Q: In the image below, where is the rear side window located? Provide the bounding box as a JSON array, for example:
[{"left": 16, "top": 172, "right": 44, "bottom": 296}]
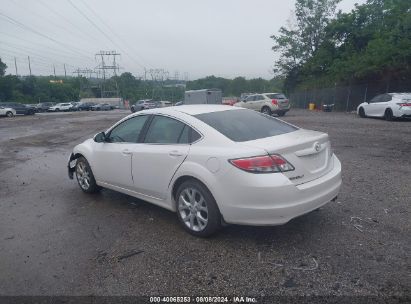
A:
[
  {"left": 144, "top": 116, "right": 186, "bottom": 144},
  {"left": 195, "top": 109, "right": 297, "bottom": 142},
  {"left": 178, "top": 125, "right": 202, "bottom": 144},
  {"left": 266, "top": 93, "right": 286, "bottom": 99}
]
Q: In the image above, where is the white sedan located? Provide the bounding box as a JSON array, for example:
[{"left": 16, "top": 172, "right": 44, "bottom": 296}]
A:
[
  {"left": 48, "top": 103, "right": 73, "bottom": 112},
  {"left": 68, "top": 105, "right": 342, "bottom": 237},
  {"left": 0, "top": 106, "right": 16, "bottom": 117},
  {"left": 357, "top": 92, "right": 411, "bottom": 120}
]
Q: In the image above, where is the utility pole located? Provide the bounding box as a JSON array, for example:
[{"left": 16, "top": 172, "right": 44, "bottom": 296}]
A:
[
  {"left": 53, "top": 64, "right": 56, "bottom": 78},
  {"left": 28, "top": 56, "right": 32, "bottom": 76},
  {"left": 64, "top": 64, "right": 67, "bottom": 78},
  {"left": 95, "top": 50, "right": 121, "bottom": 98},
  {"left": 14, "top": 57, "right": 18, "bottom": 76}
]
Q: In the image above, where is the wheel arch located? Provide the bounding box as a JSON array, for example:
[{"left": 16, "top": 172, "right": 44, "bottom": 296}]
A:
[
  {"left": 170, "top": 168, "right": 219, "bottom": 206},
  {"left": 171, "top": 174, "right": 225, "bottom": 222}
]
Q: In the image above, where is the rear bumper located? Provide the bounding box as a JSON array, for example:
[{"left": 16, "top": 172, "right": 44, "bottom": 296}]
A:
[
  {"left": 394, "top": 107, "right": 411, "bottom": 117},
  {"left": 216, "top": 155, "right": 342, "bottom": 225}
]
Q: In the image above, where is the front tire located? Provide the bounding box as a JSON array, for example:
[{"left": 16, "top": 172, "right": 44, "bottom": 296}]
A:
[
  {"left": 384, "top": 109, "right": 394, "bottom": 121},
  {"left": 176, "top": 180, "right": 222, "bottom": 237},
  {"left": 75, "top": 157, "right": 100, "bottom": 193},
  {"left": 6, "top": 111, "right": 14, "bottom": 118},
  {"left": 359, "top": 107, "right": 366, "bottom": 118},
  {"left": 261, "top": 106, "right": 272, "bottom": 116}
]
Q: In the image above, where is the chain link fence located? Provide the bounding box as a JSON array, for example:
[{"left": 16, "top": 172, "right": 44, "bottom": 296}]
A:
[{"left": 289, "top": 80, "right": 411, "bottom": 112}]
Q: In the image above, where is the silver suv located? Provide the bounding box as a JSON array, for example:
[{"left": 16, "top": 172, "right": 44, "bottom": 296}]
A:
[{"left": 235, "top": 93, "right": 290, "bottom": 116}]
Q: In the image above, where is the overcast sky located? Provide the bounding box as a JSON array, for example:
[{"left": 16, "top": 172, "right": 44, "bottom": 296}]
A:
[{"left": 0, "top": 0, "right": 365, "bottom": 80}]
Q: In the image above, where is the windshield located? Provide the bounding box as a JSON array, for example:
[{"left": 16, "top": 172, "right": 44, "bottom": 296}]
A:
[{"left": 195, "top": 109, "right": 297, "bottom": 142}]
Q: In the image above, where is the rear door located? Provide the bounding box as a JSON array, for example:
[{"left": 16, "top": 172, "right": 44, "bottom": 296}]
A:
[
  {"left": 366, "top": 95, "right": 383, "bottom": 116},
  {"left": 131, "top": 115, "right": 191, "bottom": 200},
  {"left": 253, "top": 95, "right": 265, "bottom": 110},
  {"left": 374, "top": 94, "right": 392, "bottom": 116}
]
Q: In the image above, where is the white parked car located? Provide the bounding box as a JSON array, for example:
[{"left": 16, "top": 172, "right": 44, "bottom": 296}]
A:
[
  {"left": 235, "top": 93, "right": 291, "bottom": 116},
  {"left": 48, "top": 103, "right": 73, "bottom": 112},
  {"left": 68, "top": 105, "right": 341, "bottom": 237},
  {"left": 0, "top": 106, "right": 16, "bottom": 117},
  {"left": 357, "top": 93, "right": 411, "bottom": 120}
]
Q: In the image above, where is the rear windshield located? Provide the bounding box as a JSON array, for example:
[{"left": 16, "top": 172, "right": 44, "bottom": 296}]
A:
[
  {"left": 194, "top": 109, "right": 297, "bottom": 142},
  {"left": 266, "top": 93, "right": 287, "bottom": 99}
]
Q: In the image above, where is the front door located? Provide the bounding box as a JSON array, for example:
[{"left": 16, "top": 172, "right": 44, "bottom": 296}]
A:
[{"left": 92, "top": 115, "right": 149, "bottom": 189}]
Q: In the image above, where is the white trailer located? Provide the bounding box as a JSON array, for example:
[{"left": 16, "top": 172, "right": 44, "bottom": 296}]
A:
[{"left": 184, "top": 89, "right": 222, "bottom": 105}]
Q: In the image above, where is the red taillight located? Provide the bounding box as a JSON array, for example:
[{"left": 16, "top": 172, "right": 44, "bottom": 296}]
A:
[
  {"left": 229, "top": 154, "right": 294, "bottom": 173},
  {"left": 398, "top": 103, "right": 411, "bottom": 107},
  {"left": 272, "top": 99, "right": 278, "bottom": 105}
]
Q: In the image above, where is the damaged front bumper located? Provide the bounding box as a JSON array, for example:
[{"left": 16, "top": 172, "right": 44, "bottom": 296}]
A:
[{"left": 67, "top": 153, "right": 77, "bottom": 179}]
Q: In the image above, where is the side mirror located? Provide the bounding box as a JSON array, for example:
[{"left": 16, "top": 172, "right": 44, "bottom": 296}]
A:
[{"left": 94, "top": 132, "right": 107, "bottom": 143}]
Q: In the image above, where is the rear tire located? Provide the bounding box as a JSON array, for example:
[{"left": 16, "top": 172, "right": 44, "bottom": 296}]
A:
[
  {"left": 75, "top": 157, "right": 100, "bottom": 193},
  {"left": 261, "top": 106, "right": 272, "bottom": 116},
  {"left": 176, "top": 179, "right": 222, "bottom": 237},
  {"left": 277, "top": 111, "right": 286, "bottom": 117},
  {"left": 359, "top": 107, "right": 366, "bottom": 118},
  {"left": 384, "top": 109, "right": 394, "bottom": 121},
  {"left": 6, "top": 111, "right": 14, "bottom": 118}
]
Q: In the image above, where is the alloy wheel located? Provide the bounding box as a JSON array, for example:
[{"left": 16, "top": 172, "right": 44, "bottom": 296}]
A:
[
  {"left": 76, "top": 161, "right": 91, "bottom": 190},
  {"left": 178, "top": 187, "right": 208, "bottom": 232}
]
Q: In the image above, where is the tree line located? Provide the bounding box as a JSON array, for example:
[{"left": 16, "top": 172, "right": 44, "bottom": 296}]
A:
[{"left": 0, "top": 60, "right": 284, "bottom": 104}]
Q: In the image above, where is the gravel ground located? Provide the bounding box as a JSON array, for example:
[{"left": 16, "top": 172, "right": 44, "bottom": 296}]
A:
[{"left": 0, "top": 109, "right": 410, "bottom": 301}]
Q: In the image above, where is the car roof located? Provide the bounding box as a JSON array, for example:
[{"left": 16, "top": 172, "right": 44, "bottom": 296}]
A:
[
  {"left": 142, "top": 104, "right": 243, "bottom": 116},
  {"left": 389, "top": 92, "right": 411, "bottom": 96}
]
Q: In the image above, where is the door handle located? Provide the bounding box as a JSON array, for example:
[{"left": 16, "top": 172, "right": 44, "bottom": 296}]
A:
[
  {"left": 122, "top": 149, "right": 132, "bottom": 155},
  {"left": 169, "top": 150, "right": 183, "bottom": 157}
]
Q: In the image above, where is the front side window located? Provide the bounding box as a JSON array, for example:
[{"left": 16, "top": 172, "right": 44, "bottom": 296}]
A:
[
  {"left": 144, "top": 115, "right": 187, "bottom": 144},
  {"left": 107, "top": 115, "right": 148, "bottom": 143}
]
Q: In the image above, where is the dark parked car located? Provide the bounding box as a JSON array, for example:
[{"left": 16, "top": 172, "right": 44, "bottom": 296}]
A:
[
  {"left": 91, "top": 103, "right": 113, "bottom": 111},
  {"left": 72, "top": 102, "right": 96, "bottom": 111},
  {"left": 0, "top": 103, "right": 36, "bottom": 115},
  {"left": 36, "top": 102, "right": 55, "bottom": 112}
]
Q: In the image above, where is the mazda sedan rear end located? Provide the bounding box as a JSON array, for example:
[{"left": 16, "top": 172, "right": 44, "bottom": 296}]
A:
[{"left": 68, "top": 105, "right": 341, "bottom": 237}]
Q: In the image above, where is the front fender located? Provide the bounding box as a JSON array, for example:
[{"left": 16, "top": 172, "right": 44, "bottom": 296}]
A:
[{"left": 67, "top": 139, "right": 95, "bottom": 179}]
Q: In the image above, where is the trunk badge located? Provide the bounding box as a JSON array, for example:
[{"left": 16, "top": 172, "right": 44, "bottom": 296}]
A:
[{"left": 314, "top": 142, "right": 321, "bottom": 152}]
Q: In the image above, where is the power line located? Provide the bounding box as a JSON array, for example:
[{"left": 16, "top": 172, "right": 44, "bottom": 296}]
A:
[
  {"left": 77, "top": 0, "right": 151, "bottom": 69},
  {"left": 66, "top": 0, "right": 119, "bottom": 49},
  {"left": 0, "top": 31, "right": 91, "bottom": 66},
  {"left": 0, "top": 41, "right": 88, "bottom": 68},
  {"left": 36, "top": 0, "right": 110, "bottom": 48},
  {"left": 0, "top": 11, "right": 94, "bottom": 60},
  {"left": 7, "top": 0, "right": 105, "bottom": 50}
]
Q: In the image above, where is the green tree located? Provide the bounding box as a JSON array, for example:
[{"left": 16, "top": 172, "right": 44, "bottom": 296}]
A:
[
  {"left": 0, "top": 58, "right": 7, "bottom": 77},
  {"left": 271, "top": 0, "right": 340, "bottom": 81}
]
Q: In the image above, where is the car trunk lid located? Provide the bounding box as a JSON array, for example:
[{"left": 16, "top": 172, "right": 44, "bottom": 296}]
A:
[{"left": 239, "top": 129, "right": 333, "bottom": 185}]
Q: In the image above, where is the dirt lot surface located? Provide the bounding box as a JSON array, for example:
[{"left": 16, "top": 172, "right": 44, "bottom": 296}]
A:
[{"left": 0, "top": 109, "right": 410, "bottom": 299}]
